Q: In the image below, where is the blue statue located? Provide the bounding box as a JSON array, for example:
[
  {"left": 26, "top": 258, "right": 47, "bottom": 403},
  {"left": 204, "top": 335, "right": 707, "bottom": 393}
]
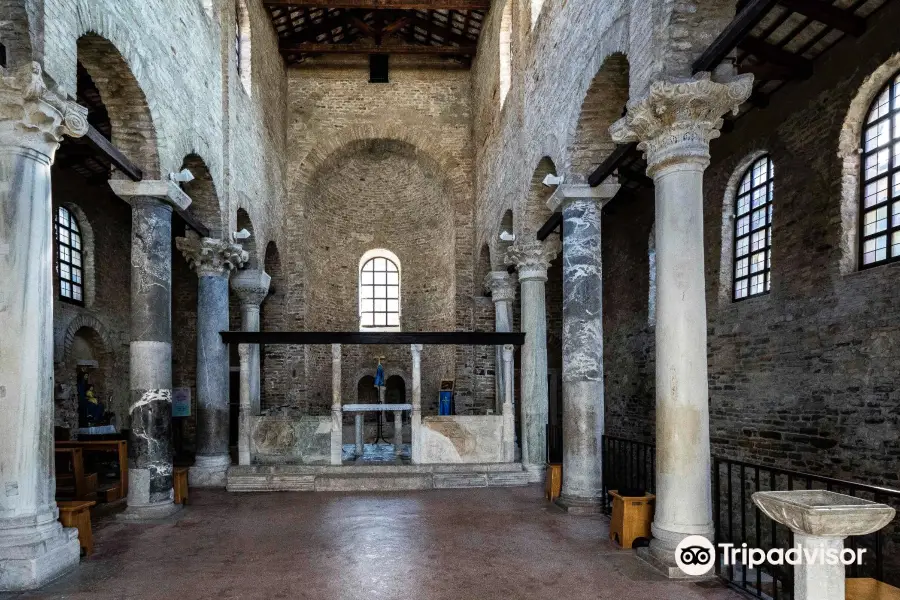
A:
[{"left": 374, "top": 357, "right": 385, "bottom": 388}]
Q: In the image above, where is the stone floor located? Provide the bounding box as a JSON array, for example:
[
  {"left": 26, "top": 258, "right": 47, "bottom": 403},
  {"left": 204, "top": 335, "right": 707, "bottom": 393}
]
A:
[{"left": 3, "top": 487, "right": 744, "bottom": 600}]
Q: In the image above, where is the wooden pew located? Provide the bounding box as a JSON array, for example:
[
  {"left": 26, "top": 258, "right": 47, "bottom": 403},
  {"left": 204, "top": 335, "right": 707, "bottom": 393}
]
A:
[
  {"left": 54, "top": 447, "right": 97, "bottom": 501},
  {"left": 57, "top": 500, "right": 96, "bottom": 556},
  {"left": 56, "top": 440, "right": 128, "bottom": 500},
  {"left": 846, "top": 578, "right": 900, "bottom": 600}
]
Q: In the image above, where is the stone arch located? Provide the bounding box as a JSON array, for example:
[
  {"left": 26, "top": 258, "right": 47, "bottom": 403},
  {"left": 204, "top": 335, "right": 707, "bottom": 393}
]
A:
[
  {"left": 476, "top": 243, "right": 493, "bottom": 292},
  {"left": 57, "top": 202, "right": 97, "bottom": 309},
  {"left": 717, "top": 149, "right": 770, "bottom": 305},
  {"left": 521, "top": 157, "right": 557, "bottom": 239},
  {"left": 498, "top": 0, "right": 512, "bottom": 107},
  {"left": 236, "top": 207, "right": 259, "bottom": 268},
  {"left": 56, "top": 313, "right": 114, "bottom": 365},
  {"left": 530, "top": 0, "right": 546, "bottom": 29},
  {"left": 181, "top": 154, "right": 224, "bottom": 239},
  {"left": 76, "top": 33, "right": 161, "bottom": 178},
  {"left": 294, "top": 123, "right": 466, "bottom": 208},
  {"left": 837, "top": 53, "right": 900, "bottom": 275},
  {"left": 261, "top": 240, "right": 286, "bottom": 409},
  {"left": 565, "top": 52, "right": 630, "bottom": 179},
  {"left": 495, "top": 209, "right": 514, "bottom": 267},
  {"left": 235, "top": 0, "right": 252, "bottom": 95},
  {"left": 0, "top": 0, "right": 33, "bottom": 69}
]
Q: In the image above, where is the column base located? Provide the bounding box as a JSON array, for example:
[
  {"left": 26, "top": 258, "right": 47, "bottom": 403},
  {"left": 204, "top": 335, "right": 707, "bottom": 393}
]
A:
[
  {"left": 117, "top": 500, "right": 182, "bottom": 522},
  {"left": 189, "top": 454, "right": 231, "bottom": 487},
  {"left": 0, "top": 514, "right": 80, "bottom": 592},
  {"left": 636, "top": 523, "right": 716, "bottom": 579},
  {"left": 523, "top": 463, "right": 546, "bottom": 484},
  {"left": 554, "top": 494, "right": 603, "bottom": 515}
]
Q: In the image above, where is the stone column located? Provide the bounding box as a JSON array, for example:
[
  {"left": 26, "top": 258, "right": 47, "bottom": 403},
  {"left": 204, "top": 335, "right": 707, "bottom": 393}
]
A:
[
  {"left": 610, "top": 71, "right": 753, "bottom": 573},
  {"left": 506, "top": 240, "right": 559, "bottom": 481},
  {"left": 237, "top": 344, "right": 252, "bottom": 466},
  {"left": 410, "top": 344, "right": 423, "bottom": 464},
  {"left": 176, "top": 237, "right": 247, "bottom": 486},
  {"left": 230, "top": 270, "right": 270, "bottom": 414},
  {"left": 330, "top": 344, "right": 342, "bottom": 465},
  {"left": 547, "top": 180, "right": 620, "bottom": 513},
  {"left": 355, "top": 414, "right": 364, "bottom": 456},
  {"left": 501, "top": 344, "right": 516, "bottom": 463},
  {"left": 393, "top": 410, "right": 403, "bottom": 453},
  {"left": 110, "top": 177, "right": 193, "bottom": 521},
  {"left": 483, "top": 271, "right": 516, "bottom": 414},
  {"left": 0, "top": 62, "right": 87, "bottom": 591}
]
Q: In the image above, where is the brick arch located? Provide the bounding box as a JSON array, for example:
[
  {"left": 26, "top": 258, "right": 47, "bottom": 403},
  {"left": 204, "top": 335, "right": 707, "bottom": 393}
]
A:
[
  {"left": 0, "top": 1, "right": 33, "bottom": 69},
  {"left": 76, "top": 32, "right": 161, "bottom": 179},
  {"left": 181, "top": 153, "right": 224, "bottom": 239},
  {"left": 295, "top": 123, "right": 466, "bottom": 209},
  {"left": 490, "top": 208, "right": 514, "bottom": 269},
  {"left": 837, "top": 53, "right": 900, "bottom": 275},
  {"left": 564, "top": 51, "right": 630, "bottom": 180},
  {"left": 519, "top": 157, "right": 557, "bottom": 240},
  {"left": 235, "top": 206, "right": 259, "bottom": 269},
  {"left": 56, "top": 314, "right": 114, "bottom": 364}
]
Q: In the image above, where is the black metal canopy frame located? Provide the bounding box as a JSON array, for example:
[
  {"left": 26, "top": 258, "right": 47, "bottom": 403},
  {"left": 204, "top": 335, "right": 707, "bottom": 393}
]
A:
[{"left": 218, "top": 331, "right": 525, "bottom": 345}]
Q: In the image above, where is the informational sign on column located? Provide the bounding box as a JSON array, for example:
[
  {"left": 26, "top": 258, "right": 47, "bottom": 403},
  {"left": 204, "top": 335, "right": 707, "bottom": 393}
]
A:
[{"left": 172, "top": 387, "right": 191, "bottom": 417}]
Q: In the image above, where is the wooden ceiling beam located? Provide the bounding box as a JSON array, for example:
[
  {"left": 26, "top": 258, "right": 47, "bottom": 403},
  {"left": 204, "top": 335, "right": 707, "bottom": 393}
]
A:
[
  {"left": 692, "top": 0, "right": 779, "bottom": 73},
  {"left": 264, "top": 0, "right": 489, "bottom": 9},
  {"left": 405, "top": 14, "right": 475, "bottom": 46},
  {"left": 282, "top": 41, "right": 476, "bottom": 53},
  {"left": 738, "top": 37, "right": 813, "bottom": 79},
  {"left": 777, "top": 0, "right": 865, "bottom": 36}
]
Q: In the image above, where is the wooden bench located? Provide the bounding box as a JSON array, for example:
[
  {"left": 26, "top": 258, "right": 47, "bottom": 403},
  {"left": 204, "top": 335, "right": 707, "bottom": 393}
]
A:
[
  {"left": 56, "top": 440, "right": 128, "bottom": 500},
  {"left": 54, "top": 447, "right": 97, "bottom": 501},
  {"left": 57, "top": 500, "right": 96, "bottom": 556},
  {"left": 174, "top": 467, "right": 189, "bottom": 505},
  {"left": 847, "top": 578, "right": 900, "bottom": 600}
]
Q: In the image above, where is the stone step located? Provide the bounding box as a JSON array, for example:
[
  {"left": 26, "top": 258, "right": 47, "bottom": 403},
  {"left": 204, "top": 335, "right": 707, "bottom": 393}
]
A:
[
  {"left": 486, "top": 471, "right": 530, "bottom": 487},
  {"left": 314, "top": 473, "right": 432, "bottom": 492},
  {"left": 227, "top": 474, "right": 316, "bottom": 492},
  {"left": 433, "top": 473, "right": 488, "bottom": 489}
]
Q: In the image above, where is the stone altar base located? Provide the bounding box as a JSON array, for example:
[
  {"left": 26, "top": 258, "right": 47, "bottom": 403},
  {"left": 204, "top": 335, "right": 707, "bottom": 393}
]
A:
[{"left": 226, "top": 462, "right": 530, "bottom": 493}]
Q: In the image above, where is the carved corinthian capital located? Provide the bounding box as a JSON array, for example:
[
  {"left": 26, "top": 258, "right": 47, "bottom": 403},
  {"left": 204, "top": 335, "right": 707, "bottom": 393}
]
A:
[
  {"left": 505, "top": 239, "right": 560, "bottom": 282},
  {"left": 483, "top": 270, "right": 518, "bottom": 303},
  {"left": 0, "top": 62, "right": 88, "bottom": 160},
  {"left": 609, "top": 72, "right": 753, "bottom": 175},
  {"left": 231, "top": 269, "right": 271, "bottom": 308},
  {"left": 177, "top": 236, "right": 248, "bottom": 277}
]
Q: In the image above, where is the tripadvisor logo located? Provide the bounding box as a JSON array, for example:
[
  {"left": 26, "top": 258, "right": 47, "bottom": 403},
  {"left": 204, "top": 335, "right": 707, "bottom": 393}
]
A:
[{"left": 674, "top": 535, "right": 867, "bottom": 576}]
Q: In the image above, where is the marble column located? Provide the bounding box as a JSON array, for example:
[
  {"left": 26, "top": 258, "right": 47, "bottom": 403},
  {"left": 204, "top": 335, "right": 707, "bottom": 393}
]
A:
[
  {"left": 330, "top": 344, "right": 342, "bottom": 465},
  {"left": 237, "top": 344, "right": 251, "bottom": 465},
  {"left": 410, "top": 344, "right": 423, "bottom": 464},
  {"left": 0, "top": 62, "right": 87, "bottom": 591},
  {"left": 505, "top": 240, "right": 559, "bottom": 481},
  {"left": 483, "top": 271, "right": 516, "bottom": 414},
  {"left": 393, "top": 410, "right": 403, "bottom": 454},
  {"left": 501, "top": 344, "right": 516, "bottom": 463},
  {"left": 109, "top": 177, "right": 193, "bottom": 520},
  {"left": 610, "top": 71, "right": 753, "bottom": 574},
  {"left": 176, "top": 237, "right": 248, "bottom": 486},
  {"left": 355, "top": 414, "right": 364, "bottom": 455},
  {"left": 230, "top": 270, "right": 270, "bottom": 415},
  {"left": 547, "top": 180, "right": 620, "bottom": 513}
]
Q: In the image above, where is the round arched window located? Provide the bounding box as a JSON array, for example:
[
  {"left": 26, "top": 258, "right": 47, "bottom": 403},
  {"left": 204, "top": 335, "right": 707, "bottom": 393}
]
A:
[{"left": 359, "top": 254, "right": 400, "bottom": 329}]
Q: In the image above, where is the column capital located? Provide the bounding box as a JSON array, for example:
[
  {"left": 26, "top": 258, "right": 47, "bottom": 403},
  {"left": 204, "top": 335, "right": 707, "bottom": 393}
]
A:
[
  {"left": 410, "top": 343, "right": 423, "bottom": 357},
  {"left": 231, "top": 268, "right": 271, "bottom": 307},
  {"left": 546, "top": 178, "right": 620, "bottom": 213},
  {"left": 109, "top": 179, "right": 193, "bottom": 212},
  {"left": 483, "top": 270, "right": 517, "bottom": 303},
  {"left": 610, "top": 72, "right": 753, "bottom": 176},
  {"left": 0, "top": 62, "right": 88, "bottom": 161},
  {"left": 505, "top": 240, "right": 560, "bottom": 281},
  {"left": 177, "top": 236, "right": 248, "bottom": 278}
]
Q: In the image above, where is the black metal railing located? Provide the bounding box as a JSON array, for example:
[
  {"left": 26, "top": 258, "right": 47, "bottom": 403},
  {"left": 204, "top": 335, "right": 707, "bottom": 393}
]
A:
[
  {"left": 600, "top": 436, "right": 900, "bottom": 597},
  {"left": 713, "top": 456, "right": 900, "bottom": 598},
  {"left": 546, "top": 424, "right": 563, "bottom": 464},
  {"left": 601, "top": 435, "right": 655, "bottom": 514}
]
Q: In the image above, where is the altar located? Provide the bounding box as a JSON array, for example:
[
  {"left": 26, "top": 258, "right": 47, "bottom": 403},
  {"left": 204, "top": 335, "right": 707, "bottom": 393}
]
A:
[{"left": 221, "top": 332, "right": 526, "bottom": 488}]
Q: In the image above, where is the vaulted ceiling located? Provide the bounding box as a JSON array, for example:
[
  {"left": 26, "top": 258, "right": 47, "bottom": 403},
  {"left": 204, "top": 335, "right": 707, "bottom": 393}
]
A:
[{"left": 263, "top": 1, "right": 489, "bottom": 64}]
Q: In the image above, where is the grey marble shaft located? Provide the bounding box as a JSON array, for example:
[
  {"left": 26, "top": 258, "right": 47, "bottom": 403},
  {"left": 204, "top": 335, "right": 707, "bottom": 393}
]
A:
[
  {"left": 393, "top": 410, "right": 403, "bottom": 453},
  {"left": 194, "top": 274, "right": 230, "bottom": 460},
  {"left": 559, "top": 198, "right": 604, "bottom": 505},
  {"left": 410, "top": 344, "right": 423, "bottom": 464},
  {"left": 355, "top": 414, "right": 364, "bottom": 455},
  {"left": 125, "top": 197, "right": 178, "bottom": 519},
  {"left": 331, "top": 344, "right": 342, "bottom": 465}
]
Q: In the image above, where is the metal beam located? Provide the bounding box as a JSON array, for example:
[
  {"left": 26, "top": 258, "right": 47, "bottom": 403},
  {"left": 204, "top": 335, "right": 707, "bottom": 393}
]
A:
[
  {"left": 778, "top": 0, "right": 865, "bottom": 36},
  {"left": 588, "top": 142, "right": 637, "bottom": 187},
  {"left": 265, "top": 0, "right": 490, "bottom": 8},
  {"left": 83, "top": 125, "right": 143, "bottom": 182},
  {"left": 219, "top": 331, "right": 526, "bottom": 346},
  {"left": 692, "top": 0, "right": 779, "bottom": 73},
  {"left": 281, "top": 42, "right": 476, "bottom": 54}
]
